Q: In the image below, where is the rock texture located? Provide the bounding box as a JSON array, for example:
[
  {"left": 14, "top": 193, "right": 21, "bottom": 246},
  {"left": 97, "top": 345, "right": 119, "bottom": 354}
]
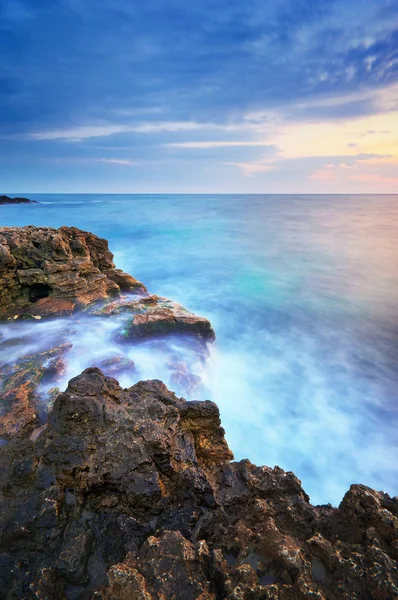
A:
[
  {"left": 0, "top": 195, "right": 38, "bottom": 205},
  {"left": 1, "top": 368, "right": 397, "bottom": 600},
  {"left": 92, "top": 294, "right": 216, "bottom": 342},
  {"left": 0, "top": 342, "right": 73, "bottom": 441},
  {"left": 0, "top": 226, "right": 147, "bottom": 318}
]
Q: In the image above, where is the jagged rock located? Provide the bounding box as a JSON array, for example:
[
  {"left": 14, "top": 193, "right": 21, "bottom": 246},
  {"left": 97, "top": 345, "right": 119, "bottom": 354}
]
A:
[
  {"left": 0, "top": 368, "right": 397, "bottom": 599},
  {"left": 92, "top": 295, "right": 215, "bottom": 342},
  {"left": 0, "top": 195, "right": 38, "bottom": 205},
  {"left": 0, "top": 226, "right": 147, "bottom": 318}
]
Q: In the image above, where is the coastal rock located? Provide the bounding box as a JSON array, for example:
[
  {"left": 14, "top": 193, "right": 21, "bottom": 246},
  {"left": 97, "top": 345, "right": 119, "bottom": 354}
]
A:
[
  {"left": 0, "top": 343, "right": 72, "bottom": 440},
  {"left": 1, "top": 368, "right": 397, "bottom": 599},
  {"left": 92, "top": 295, "right": 215, "bottom": 342},
  {"left": 96, "top": 355, "right": 137, "bottom": 377},
  {"left": 0, "top": 195, "right": 38, "bottom": 205},
  {"left": 0, "top": 225, "right": 147, "bottom": 318}
]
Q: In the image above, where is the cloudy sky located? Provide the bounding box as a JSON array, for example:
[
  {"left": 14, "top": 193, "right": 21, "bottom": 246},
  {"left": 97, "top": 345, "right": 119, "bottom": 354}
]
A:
[{"left": 1, "top": 0, "right": 397, "bottom": 193}]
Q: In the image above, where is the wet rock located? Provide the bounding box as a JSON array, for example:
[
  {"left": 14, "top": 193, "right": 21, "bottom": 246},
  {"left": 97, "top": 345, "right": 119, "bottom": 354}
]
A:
[
  {"left": 30, "top": 296, "right": 76, "bottom": 317},
  {"left": 0, "top": 360, "right": 42, "bottom": 440},
  {"left": 170, "top": 361, "right": 201, "bottom": 394},
  {"left": 93, "top": 295, "right": 215, "bottom": 342},
  {"left": 1, "top": 368, "right": 397, "bottom": 599},
  {"left": 0, "top": 225, "right": 147, "bottom": 318},
  {"left": 0, "top": 343, "right": 72, "bottom": 439},
  {"left": 96, "top": 355, "right": 136, "bottom": 378}
]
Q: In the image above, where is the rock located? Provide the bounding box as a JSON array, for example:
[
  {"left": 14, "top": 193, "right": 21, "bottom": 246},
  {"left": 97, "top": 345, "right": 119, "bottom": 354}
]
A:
[
  {"left": 92, "top": 295, "right": 215, "bottom": 342},
  {"left": 96, "top": 355, "right": 136, "bottom": 378},
  {"left": 0, "top": 343, "right": 72, "bottom": 440},
  {"left": 0, "top": 360, "right": 42, "bottom": 440},
  {"left": 31, "top": 296, "right": 76, "bottom": 317},
  {"left": 1, "top": 368, "right": 397, "bottom": 599},
  {"left": 0, "top": 195, "right": 38, "bottom": 205},
  {"left": 0, "top": 225, "right": 147, "bottom": 318},
  {"left": 170, "top": 361, "right": 201, "bottom": 394}
]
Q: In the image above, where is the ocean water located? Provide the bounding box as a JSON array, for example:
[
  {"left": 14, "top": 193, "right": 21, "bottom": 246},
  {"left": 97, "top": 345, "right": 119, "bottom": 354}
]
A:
[{"left": 1, "top": 193, "right": 397, "bottom": 506}]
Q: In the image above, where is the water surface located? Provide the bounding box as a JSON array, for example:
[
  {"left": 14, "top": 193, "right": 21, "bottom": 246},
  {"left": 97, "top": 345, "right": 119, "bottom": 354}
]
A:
[{"left": 1, "top": 193, "right": 397, "bottom": 505}]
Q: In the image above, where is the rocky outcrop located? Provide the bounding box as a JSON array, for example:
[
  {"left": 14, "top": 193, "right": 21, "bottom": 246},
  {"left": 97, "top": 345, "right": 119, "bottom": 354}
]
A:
[
  {"left": 0, "top": 195, "right": 38, "bottom": 205},
  {"left": 0, "top": 226, "right": 147, "bottom": 318},
  {"left": 0, "top": 227, "right": 215, "bottom": 346},
  {"left": 1, "top": 368, "right": 397, "bottom": 599},
  {"left": 92, "top": 295, "right": 216, "bottom": 342}
]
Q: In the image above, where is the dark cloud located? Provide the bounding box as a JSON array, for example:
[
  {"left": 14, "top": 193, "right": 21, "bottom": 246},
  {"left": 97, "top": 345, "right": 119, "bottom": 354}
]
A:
[{"left": 0, "top": 0, "right": 397, "bottom": 130}]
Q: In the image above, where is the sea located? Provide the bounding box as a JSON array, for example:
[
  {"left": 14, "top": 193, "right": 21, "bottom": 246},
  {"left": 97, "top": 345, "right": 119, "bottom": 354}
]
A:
[{"left": 1, "top": 193, "right": 397, "bottom": 506}]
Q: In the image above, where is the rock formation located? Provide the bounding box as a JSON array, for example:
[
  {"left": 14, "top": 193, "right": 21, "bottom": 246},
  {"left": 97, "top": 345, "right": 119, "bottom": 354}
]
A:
[
  {"left": 91, "top": 295, "right": 216, "bottom": 342},
  {"left": 1, "top": 368, "right": 397, "bottom": 599},
  {"left": 0, "top": 226, "right": 215, "bottom": 439},
  {"left": 0, "top": 195, "right": 38, "bottom": 205},
  {"left": 0, "top": 226, "right": 146, "bottom": 318},
  {"left": 0, "top": 227, "right": 214, "bottom": 346}
]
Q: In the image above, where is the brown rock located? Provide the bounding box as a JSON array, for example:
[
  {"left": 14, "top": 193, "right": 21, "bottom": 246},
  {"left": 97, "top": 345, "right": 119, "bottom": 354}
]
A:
[
  {"left": 30, "top": 296, "right": 76, "bottom": 317},
  {"left": 0, "top": 343, "right": 72, "bottom": 439},
  {"left": 0, "top": 225, "right": 147, "bottom": 318},
  {"left": 93, "top": 295, "right": 215, "bottom": 342}
]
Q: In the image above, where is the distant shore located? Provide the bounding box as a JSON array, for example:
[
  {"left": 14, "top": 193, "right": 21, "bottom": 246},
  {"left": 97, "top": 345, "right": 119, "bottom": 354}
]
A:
[{"left": 0, "top": 195, "right": 38, "bottom": 205}]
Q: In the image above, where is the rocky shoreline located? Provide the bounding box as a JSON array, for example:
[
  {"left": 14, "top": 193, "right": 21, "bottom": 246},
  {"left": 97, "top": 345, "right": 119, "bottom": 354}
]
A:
[
  {"left": 0, "top": 226, "right": 397, "bottom": 599},
  {"left": 0, "top": 226, "right": 215, "bottom": 442}
]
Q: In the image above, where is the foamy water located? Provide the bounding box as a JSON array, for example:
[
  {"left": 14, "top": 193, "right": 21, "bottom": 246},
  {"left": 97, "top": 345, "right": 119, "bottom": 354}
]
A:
[{"left": 1, "top": 193, "right": 397, "bottom": 505}]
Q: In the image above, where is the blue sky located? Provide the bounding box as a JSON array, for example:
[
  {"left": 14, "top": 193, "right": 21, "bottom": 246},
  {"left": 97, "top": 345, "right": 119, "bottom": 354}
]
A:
[{"left": 1, "top": 0, "right": 397, "bottom": 193}]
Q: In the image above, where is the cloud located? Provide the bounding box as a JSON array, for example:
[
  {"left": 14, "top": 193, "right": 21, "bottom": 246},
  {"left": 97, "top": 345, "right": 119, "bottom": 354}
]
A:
[
  {"left": 95, "top": 158, "right": 137, "bottom": 166},
  {"left": 1, "top": 0, "right": 398, "bottom": 192},
  {"left": 27, "top": 121, "right": 247, "bottom": 142},
  {"left": 29, "top": 125, "right": 130, "bottom": 142},
  {"left": 310, "top": 166, "right": 339, "bottom": 181},
  {"left": 349, "top": 173, "right": 398, "bottom": 186},
  {"left": 224, "top": 162, "right": 277, "bottom": 176},
  {"left": 165, "top": 141, "right": 269, "bottom": 148}
]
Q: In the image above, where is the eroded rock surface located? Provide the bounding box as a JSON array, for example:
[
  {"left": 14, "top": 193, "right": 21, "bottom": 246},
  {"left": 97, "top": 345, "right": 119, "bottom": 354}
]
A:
[
  {"left": 1, "top": 368, "right": 397, "bottom": 599},
  {"left": 0, "top": 225, "right": 147, "bottom": 318}
]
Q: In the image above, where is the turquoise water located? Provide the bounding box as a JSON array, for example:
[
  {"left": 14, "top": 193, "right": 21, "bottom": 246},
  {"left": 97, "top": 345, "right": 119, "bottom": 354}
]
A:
[{"left": 1, "top": 194, "right": 398, "bottom": 505}]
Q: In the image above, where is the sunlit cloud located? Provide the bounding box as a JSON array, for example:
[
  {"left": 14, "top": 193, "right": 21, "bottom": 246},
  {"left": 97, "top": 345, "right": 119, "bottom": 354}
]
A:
[
  {"left": 349, "top": 173, "right": 398, "bottom": 186},
  {"left": 224, "top": 162, "right": 277, "bottom": 176},
  {"left": 310, "top": 167, "right": 339, "bottom": 181}
]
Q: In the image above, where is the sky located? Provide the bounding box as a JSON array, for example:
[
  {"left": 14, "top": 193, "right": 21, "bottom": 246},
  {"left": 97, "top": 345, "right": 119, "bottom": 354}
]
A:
[{"left": 0, "top": 0, "right": 397, "bottom": 193}]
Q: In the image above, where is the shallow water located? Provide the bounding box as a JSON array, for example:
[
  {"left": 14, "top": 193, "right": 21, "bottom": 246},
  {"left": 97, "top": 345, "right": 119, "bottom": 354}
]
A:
[{"left": 1, "top": 193, "right": 397, "bottom": 505}]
